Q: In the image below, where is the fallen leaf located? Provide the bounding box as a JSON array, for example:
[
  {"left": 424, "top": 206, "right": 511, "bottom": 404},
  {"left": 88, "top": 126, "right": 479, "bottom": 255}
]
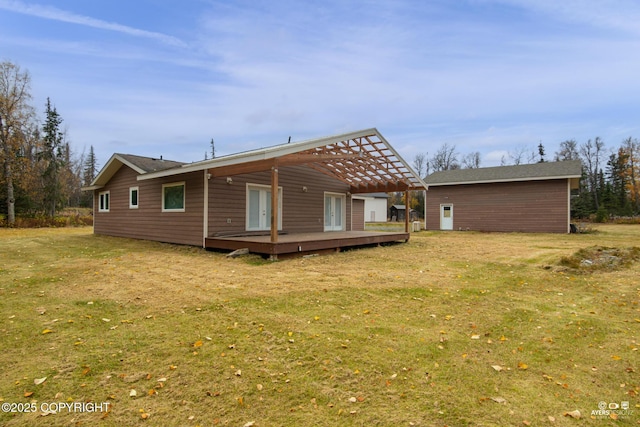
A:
[
  {"left": 491, "top": 365, "right": 503, "bottom": 372},
  {"left": 243, "top": 422, "right": 255, "bottom": 427},
  {"left": 41, "top": 329, "right": 53, "bottom": 335},
  {"left": 563, "top": 409, "right": 581, "bottom": 419},
  {"left": 34, "top": 377, "right": 47, "bottom": 385},
  {"left": 129, "top": 389, "right": 137, "bottom": 397},
  {"left": 157, "top": 377, "right": 167, "bottom": 382},
  {"left": 517, "top": 362, "right": 528, "bottom": 370},
  {"left": 24, "top": 391, "right": 34, "bottom": 397},
  {"left": 611, "top": 355, "right": 622, "bottom": 360},
  {"left": 193, "top": 340, "right": 203, "bottom": 348},
  {"left": 491, "top": 396, "right": 506, "bottom": 404},
  {"left": 523, "top": 421, "right": 531, "bottom": 426},
  {"left": 471, "top": 334, "right": 481, "bottom": 340},
  {"left": 548, "top": 415, "right": 556, "bottom": 422}
]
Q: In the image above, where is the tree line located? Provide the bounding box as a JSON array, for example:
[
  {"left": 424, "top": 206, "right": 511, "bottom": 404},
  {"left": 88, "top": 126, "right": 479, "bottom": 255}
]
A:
[
  {"left": 1, "top": 61, "right": 97, "bottom": 226},
  {"left": 2, "top": 60, "right": 639, "bottom": 226},
  {"left": 397, "top": 137, "right": 640, "bottom": 220}
]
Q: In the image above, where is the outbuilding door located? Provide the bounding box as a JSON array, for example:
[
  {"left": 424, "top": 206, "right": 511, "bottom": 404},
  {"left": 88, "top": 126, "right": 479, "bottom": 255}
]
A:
[
  {"left": 440, "top": 204, "right": 453, "bottom": 230},
  {"left": 324, "top": 193, "right": 345, "bottom": 231}
]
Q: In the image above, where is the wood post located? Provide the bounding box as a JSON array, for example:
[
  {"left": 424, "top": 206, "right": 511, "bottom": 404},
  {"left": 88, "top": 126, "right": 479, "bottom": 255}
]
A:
[
  {"left": 271, "top": 162, "right": 279, "bottom": 243},
  {"left": 404, "top": 190, "right": 410, "bottom": 233}
]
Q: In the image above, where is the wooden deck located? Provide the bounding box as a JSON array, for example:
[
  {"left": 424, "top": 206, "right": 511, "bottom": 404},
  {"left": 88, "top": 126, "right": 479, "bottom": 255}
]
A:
[{"left": 205, "top": 231, "right": 410, "bottom": 258}]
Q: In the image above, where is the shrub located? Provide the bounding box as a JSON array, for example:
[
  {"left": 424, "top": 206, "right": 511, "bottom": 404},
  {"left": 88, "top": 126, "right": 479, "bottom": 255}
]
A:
[{"left": 594, "top": 207, "right": 609, "bottom": 223}]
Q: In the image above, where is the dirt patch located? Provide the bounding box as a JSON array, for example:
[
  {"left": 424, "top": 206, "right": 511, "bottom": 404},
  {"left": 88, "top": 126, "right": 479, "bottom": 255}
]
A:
[{"left": 559, "top": 245, "right": 640, "bottom": 271}]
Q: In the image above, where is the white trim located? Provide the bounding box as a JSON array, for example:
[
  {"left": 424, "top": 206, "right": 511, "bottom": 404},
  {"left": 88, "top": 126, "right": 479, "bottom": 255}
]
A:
[
  {"left": 98, "top": 190, "right": 110, "bottom": 212},
  {"left": 427, "top": 174, "right": 583, "bottom": 187},
  {"left": 162, "top": 181, "right": 186, "bottom": 212},
  {"left": 245, "top": 183, "right": 282, "bottom": 231},
  {"left": 129, "top": 186, "right": 139, "bottom": 209},
  {"left": 203, "top": 171, "right": 209, "bottom": 247},
  {"left": 440, "top": 204, "right": 453, "bottom": 230},
  {"left": 324, "top": 192, "right": 347, "bottom": 231},
  {"left": 567, "top": 179, "right": 571, "bottom": 233},
  {"left": 91, "top": 153, "right": 147, "bottom": 187}
]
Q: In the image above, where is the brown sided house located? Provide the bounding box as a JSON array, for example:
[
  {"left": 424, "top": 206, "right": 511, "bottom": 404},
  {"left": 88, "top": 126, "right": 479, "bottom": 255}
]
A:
[
  {"left": 85, "top": 128, "right": 426, "bottom": 258},
  {"left": 423, "top": 160, "right": 582, "bottom": 233}
]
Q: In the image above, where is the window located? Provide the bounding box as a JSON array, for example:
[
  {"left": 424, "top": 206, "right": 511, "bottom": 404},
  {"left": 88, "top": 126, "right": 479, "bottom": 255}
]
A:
[
  {"left": 162, "top": 182, "right": 185, "bottom": 212},
  {"left": 98, "top": 191, "right": 110, "bottom": 212},
  {"left": 129, "top": 187, "right": 139, "bottom": 209}
]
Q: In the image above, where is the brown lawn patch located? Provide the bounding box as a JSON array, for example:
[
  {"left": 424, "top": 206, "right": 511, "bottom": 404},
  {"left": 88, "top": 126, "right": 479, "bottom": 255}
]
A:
[{"left": 0, "top": 225, "right": 638, "bottom": 426}]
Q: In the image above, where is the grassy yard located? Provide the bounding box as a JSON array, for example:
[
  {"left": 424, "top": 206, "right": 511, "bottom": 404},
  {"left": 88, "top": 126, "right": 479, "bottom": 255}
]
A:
[{"left": 0, "top": 226, "right": 638, "bottom": 426}]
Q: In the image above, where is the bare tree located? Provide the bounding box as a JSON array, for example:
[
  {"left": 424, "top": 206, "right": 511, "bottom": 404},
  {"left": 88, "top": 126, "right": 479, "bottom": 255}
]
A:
[
  {"left": 412, "top": 152, "right": 428, "bottom": 178},
  {"left": 461, "top": 151, "right": 481, "bottom": 169},
  {"left": 506, "top": 145, "right": 528, "bottom": 165},
  {"left": 579, "top": 137, "right": 605, "bottom": 210},
  {"left": 554, "top": 139, "right": 579, "bottom": 161},
  {"left": 430, "top": 143, "right": 459, "bottom": 172},
  {"left": 0, "top": 61, "right": 35, "bottom": 225}
]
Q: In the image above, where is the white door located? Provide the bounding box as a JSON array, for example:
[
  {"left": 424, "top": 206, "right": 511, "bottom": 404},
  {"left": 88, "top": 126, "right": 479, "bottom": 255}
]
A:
[
  {"left": 324, "top": 194, "right": 345, "bottom": 231},
  {"left": 440, "top": 204, "right": 453, "bottom": 230},
  {"left": 247, "top": 185, "right": 282, "bottom": 231}
]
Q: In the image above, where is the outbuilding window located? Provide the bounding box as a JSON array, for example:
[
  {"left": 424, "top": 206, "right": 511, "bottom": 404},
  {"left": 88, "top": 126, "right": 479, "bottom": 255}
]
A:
[{"left": 162, "top": 182, "right": 185, "bottom": 212}]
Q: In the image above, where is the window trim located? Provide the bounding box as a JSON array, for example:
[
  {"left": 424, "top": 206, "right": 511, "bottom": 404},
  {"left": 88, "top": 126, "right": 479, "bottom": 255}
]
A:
[
  {"left": 162, "top": 181, "right": 185, "bottom": 212},
  {"left": 98, "top": 190, "right": 110, "bottom": 212},
  {"left": 129, "top": 186, "right": 139, "bottom": 209}
]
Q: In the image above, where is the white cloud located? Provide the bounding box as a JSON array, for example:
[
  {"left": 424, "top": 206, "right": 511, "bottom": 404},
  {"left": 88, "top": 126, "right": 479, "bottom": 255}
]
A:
[{"left": 0, "top": 0, "right": 186, "bottom": 47}]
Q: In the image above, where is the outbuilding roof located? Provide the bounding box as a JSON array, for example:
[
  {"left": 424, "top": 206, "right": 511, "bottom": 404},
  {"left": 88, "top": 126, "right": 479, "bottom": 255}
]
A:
[{"left": 424, "top": 160, "right": 582, "bottom": 187}]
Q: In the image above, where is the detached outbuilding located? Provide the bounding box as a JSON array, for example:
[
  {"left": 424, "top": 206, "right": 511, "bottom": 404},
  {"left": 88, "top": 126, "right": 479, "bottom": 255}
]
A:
[{"left": 424, "top": 160, "right": 582, "bottom": 233}]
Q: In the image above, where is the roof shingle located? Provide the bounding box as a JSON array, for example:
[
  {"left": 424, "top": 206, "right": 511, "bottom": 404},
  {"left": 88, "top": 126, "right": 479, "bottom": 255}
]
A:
[{"left": 424, "top": 160, "right": 582, "bottom": 186}]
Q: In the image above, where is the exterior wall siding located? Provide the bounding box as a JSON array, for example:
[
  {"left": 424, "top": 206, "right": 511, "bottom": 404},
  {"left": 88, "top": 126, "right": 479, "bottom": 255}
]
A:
[
  {"left": 93, "top": 166, "right": 204, "bottom": 245},
  {"left": 208, "top": 165, "right": 351, "bottom": 236},
  {"left": 351, "top": 199, "right": 365, "bottom": 231},
  {"left": 425, "top": 179, "right": 570, "bottom": 233}
]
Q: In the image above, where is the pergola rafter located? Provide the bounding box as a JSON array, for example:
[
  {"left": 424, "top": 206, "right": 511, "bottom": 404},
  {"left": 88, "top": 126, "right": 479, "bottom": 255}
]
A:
[{"left": 139, "top": 128, "right": 426, "bottom": 194}]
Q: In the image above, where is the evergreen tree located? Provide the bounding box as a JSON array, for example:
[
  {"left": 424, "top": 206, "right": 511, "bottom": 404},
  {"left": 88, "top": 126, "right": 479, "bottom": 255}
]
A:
[
  {"left": 40, "top": 98, "right": 65, "bottom": 217},
  {"left": 606, "top": 149, "right": 631, "bottom": 216},
  {"left": 537, "top": 143, "right": 546, "bottom": 163}
]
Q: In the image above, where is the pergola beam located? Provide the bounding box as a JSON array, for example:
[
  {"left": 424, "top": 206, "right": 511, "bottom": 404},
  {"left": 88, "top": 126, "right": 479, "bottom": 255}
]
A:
[{"left": 206, "top": 132, "right": 425, "bottom": 194}]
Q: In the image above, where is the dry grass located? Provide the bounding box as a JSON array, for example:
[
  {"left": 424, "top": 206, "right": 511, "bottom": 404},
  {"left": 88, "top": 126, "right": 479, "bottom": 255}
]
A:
[{"left": 0, "top": 225, "right": 638, "bottom": 426}]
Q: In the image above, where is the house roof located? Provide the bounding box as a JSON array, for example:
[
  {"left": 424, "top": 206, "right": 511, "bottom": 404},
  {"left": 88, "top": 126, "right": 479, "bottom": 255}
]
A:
[
  {"left": 424, "top": 160, "right": 583, "bottom": 187},
  {"left": 85, "top": 153, "right": 184, "bottom": 190},
  {"left": 137, "top": 128, "right": 426, "bottom": 193}
]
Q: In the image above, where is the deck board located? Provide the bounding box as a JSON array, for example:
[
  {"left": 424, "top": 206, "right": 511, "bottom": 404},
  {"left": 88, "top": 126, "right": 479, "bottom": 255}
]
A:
[{"left": 205, "top": 231, "right": 410, "bottom": 257}]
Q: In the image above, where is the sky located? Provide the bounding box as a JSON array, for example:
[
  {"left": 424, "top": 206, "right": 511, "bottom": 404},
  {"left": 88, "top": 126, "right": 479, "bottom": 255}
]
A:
[{"left": 1, "top": 0, "right": 639, "bottom": 170}]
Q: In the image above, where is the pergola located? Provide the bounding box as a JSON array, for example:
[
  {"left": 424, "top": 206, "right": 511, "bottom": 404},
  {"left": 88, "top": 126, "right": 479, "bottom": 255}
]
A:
[{"left": 140, "top": 128, "right": 427, "bottom": 244}]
